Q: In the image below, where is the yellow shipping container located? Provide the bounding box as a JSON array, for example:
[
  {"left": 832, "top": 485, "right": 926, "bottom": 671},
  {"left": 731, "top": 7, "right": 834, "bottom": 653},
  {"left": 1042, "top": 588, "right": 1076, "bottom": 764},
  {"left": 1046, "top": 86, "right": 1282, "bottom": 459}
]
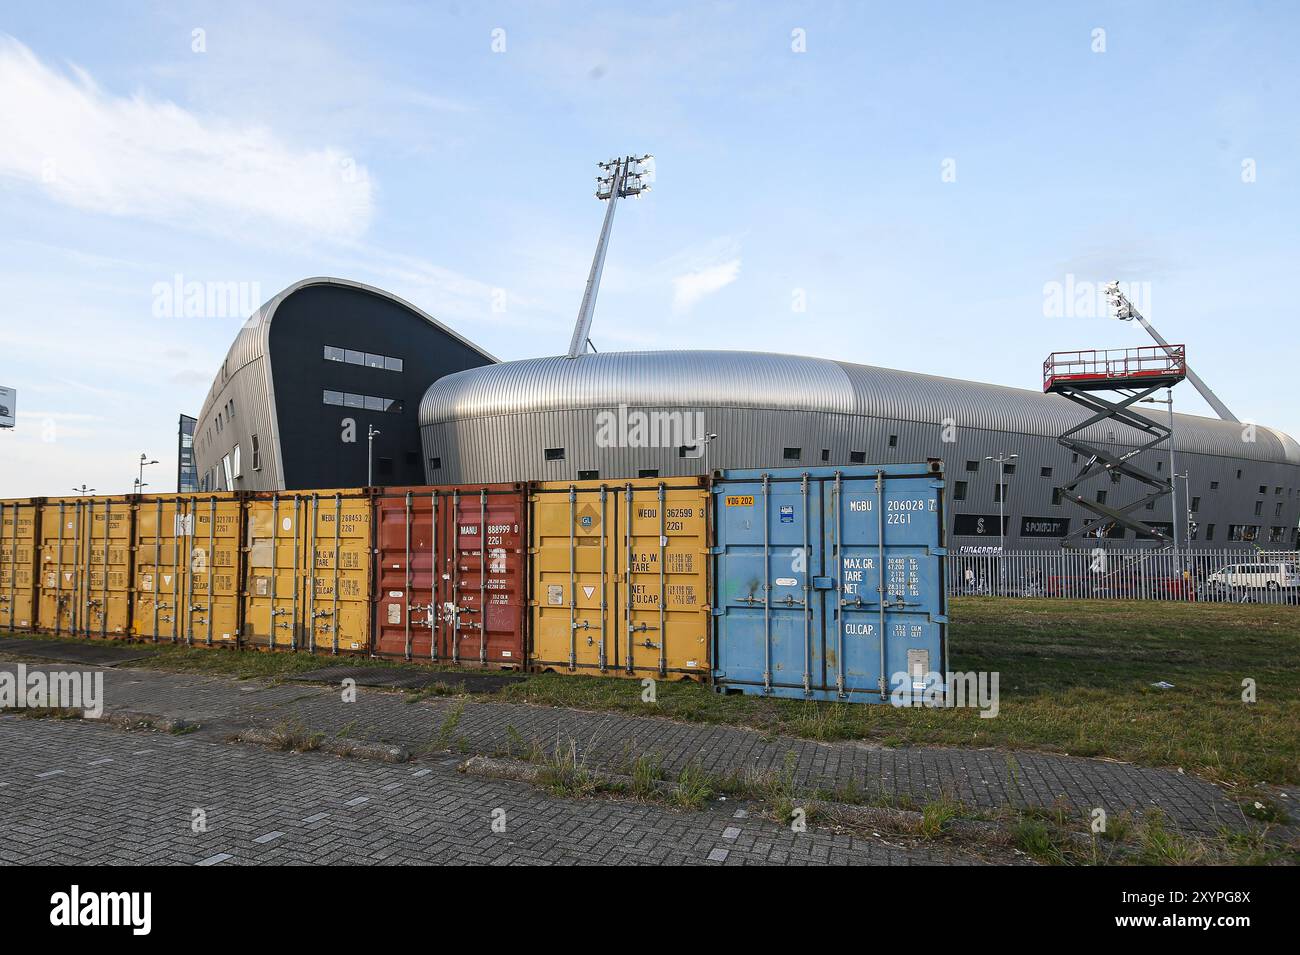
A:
[
  {"left": 0, "top": 499, "right": 39, "bottom": 632},
  {"left": 35, "top": 496, "right": 132, "bottom": 637},
  {"left": 36, "top": 497, "right": 85, "bottom": 634},
  {"left": 131, "top": 494, "right": 243, "bottom": 645},
  {"left": 531, "top": 478, "right": 711, "bottom": 679},
  {"left": 243, "top": 490, "right": 372, "bottom": 653}
]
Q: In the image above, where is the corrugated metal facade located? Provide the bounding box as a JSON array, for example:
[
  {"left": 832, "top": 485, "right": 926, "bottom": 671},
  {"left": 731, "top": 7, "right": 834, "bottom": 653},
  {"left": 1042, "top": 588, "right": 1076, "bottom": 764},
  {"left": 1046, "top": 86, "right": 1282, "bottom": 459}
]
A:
[{"left": 419, "top": 351, "right": 1300, "bottom": 550}]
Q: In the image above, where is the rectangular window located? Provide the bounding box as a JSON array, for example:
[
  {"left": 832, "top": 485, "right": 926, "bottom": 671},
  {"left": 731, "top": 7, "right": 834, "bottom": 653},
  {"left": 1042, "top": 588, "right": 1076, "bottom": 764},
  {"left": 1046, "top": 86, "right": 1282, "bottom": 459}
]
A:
[
  {"left": 365, "top": 353, "right": 386, "bottom": 369},
  {"left": 888, "top": 435, "right": 898, "bottom": 448},
  {"left": 850, "top": 451, "right": 866, "bottom": 464},
  {"left": 345, "top": 349, "right": 365, "bottom": 365},
  {"left": 221, "top": 454, "right": 233, "bottom": 490},
  {"left": 1236, "top": 469, "right": 1242, "bottom": 479},
  {"left": 251, "top": 434, "right": 261, "bottom": 471},
  {"left": 953, "top": 480, "right": 967, "bottom": 501},
  {"left": 783, "top": 447, "right": 801, "bottom": 460},
  {"left": 578, "top": 469, "right": 599, "bottom": 480},
  {"left": 993, "top": 483, "right": 1008, "bottom": 503},
  {"left": 1156, "top": 460, "right": 1163, "bottom": 472},
  {"left": 1254, "top": 501, "right": 1263, "bottom": 516},
  {"left": 1096, "top": 490, "right": 1107, "bottom": 505},
  {"left": 385, "top": 356, "right": 404, "bottom": 372},
  {"left": 232, "top": 444, "right": 242, "bottom": 479},
  {"left": 324, "top": 345, "right": 345, "bottom": 362},
  {"left": 1270, "top": 526, "right": 1284, "bottom": 543},
  {"left": 1259, "top": 485, "right": 1267, "bottom": 494},
  {"left": 384, "top": 398, "right": 404, "bottom": 413},
  {"left": 544, "top": 448, "right": 565, "bottom": 461},
  {"left": 1003, "top": 463, "right": 1016, "bottom": 475},
  {"left": 428, "top": 457, "right": 442, "bottom": 471},
  {"left": 364, "top": 395, "right": 385, "bottom": 411},
  {"left": 1040, "top": 467, "right": 1052, "bottom": 478},
  {"left": 344, "top": 393, "right": 365, "bottom": 408},
  {"left": 1189, "top": 496, "right": 1199, "bottom": 512},
  {"left": 323, "top": 390, "right": 344, "bottom": 406},
  {"left": 1274, "top": 502, "right": 1283, "bottom": 517},
  {"left": 1210, "top": 481, "right": 1219, "bottom": 490},
  {"left": 638, "top": 469, "right": 659, "bottom": 478},
  {"left": 965, "top": 460, "right": 979, "bottom": 472},
  {"left": 820, "top": 449, "right": 830, "bottom": 462},
  {"left": 1205, "top": 524, "right": 1215, "bottom": 541},
  {"left": 1052, "top": 487, "right": 1063, "bottom": 506}
]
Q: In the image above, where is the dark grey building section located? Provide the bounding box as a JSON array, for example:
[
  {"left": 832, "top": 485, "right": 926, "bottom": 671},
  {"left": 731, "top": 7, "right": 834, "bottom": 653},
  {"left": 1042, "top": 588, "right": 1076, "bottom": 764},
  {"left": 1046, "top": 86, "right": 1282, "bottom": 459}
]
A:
[
  {"left": 419, "top": 351, "right": 1300, "bottom": 550},
  {"left": 195, "top": 278, "right": 495, "bottom": 491}
]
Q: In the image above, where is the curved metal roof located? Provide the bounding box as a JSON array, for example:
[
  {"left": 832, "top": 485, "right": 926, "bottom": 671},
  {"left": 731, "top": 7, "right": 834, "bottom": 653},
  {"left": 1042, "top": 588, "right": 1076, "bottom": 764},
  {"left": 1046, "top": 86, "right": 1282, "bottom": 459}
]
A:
[{"left": 420, "top": 350, "right": 1300, "bottom": 466}]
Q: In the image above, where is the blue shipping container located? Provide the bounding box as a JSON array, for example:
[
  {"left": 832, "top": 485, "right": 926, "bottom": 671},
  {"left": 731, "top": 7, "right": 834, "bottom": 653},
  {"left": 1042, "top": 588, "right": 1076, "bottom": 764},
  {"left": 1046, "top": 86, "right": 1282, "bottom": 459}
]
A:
[{"left": 712, "top": 463, "right": 948, "bottom": 704}]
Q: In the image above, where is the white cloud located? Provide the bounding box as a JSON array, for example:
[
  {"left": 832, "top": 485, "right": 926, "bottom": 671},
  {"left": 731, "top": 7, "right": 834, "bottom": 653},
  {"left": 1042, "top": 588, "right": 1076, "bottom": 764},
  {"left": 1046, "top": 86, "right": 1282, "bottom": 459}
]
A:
[
  {"left": 671, "top": 258, "right": 741, "bottom": 313},
  {"left": 0, "top": 35, "right": 373, "bottom": 240}
]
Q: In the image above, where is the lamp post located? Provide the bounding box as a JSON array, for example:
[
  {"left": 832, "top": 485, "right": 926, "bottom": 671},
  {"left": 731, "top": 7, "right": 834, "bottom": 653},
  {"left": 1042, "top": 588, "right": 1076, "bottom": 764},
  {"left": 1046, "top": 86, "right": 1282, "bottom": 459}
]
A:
[
  {"left": 72, "top": 485, "right": 95, "bottom": 496},
  {"left": 985, "top": 452, "right": 1017, "bottom": 594},
  {"left": 133, "top": 453, "right": 158, "bottom": 494},
  {"left": 367, "top": 425, "right": 381, "bottom": 486}
]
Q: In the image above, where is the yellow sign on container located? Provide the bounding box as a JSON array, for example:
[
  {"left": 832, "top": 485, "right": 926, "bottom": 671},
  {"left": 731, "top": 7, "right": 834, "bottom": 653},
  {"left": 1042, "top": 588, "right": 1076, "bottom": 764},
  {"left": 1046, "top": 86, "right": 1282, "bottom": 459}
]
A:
[{"left": 531, "top": 478, "right": 711, "bottom": 679}]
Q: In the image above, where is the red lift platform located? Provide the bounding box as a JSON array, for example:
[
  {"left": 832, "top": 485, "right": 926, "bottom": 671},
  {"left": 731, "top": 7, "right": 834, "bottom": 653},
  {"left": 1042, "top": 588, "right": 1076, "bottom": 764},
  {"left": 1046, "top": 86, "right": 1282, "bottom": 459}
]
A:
[{"left": 1043, "top": 345, "right": 1187, "bottom": 547}]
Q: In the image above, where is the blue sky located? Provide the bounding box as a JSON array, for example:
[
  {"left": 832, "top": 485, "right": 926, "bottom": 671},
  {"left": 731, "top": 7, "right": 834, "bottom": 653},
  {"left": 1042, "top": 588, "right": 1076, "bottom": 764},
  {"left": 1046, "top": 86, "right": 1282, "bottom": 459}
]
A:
[{"left": 1, "top": 1, "right": 1296, "bottom": 496}]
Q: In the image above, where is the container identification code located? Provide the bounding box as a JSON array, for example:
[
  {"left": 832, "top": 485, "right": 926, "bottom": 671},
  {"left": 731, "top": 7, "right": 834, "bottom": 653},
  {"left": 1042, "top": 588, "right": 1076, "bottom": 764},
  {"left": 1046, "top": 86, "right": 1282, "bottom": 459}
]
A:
[{"left": 725, "top": 495, "right": 754, "bottom": 507}]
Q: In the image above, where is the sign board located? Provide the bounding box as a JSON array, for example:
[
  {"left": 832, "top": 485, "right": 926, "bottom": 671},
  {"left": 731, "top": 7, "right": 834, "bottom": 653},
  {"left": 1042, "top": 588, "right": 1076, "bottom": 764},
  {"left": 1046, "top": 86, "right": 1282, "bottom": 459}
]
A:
[{"left": 0, "top": 385, "right": 14, "bottom": 429}]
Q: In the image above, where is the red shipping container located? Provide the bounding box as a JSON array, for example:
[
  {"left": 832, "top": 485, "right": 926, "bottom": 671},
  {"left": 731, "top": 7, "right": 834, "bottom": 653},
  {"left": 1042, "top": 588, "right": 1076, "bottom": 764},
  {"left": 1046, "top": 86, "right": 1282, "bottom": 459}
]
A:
[{"left": 372, "top": 484, "right": 528, "bottom": 667}]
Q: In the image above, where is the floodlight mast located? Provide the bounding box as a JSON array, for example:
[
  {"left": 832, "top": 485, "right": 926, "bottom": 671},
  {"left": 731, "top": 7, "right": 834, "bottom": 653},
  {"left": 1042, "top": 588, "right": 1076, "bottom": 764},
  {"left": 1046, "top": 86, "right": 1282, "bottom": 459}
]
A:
[
  {"left": 1106, "top": 282, "right": 1238, "bottom": 422},
  {"left": 567, "top": 154, "right": 653, "bottom": 359}
]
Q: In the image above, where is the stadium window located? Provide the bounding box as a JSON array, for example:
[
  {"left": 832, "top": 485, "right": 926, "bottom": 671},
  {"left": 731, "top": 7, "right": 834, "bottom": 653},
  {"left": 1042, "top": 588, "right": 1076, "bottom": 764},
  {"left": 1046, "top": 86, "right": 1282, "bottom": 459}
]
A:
[
  {"left": 345, "top": 349, "right": 365, "bottom": 365},
  {"left": 1205, "top": 524, "right": 1215, "bottom": 541},
  {"left": 1189, "top": 496, "right": 1199, "bottom": 512},
  {"left": 1259, "top": 485, "right": 1267, "bottom": 494},
  {"left": 1236, "top": 469, "right": 1242, "bottom": 479},
  {"left": 324, "top": 345, "right": 345, "bottom": 362},
  {"left": 850, "top": 451, "right": 866, "bottom": 464},
  {"left": 428, "top": 457, "right": 442, "bottom": 471},
  {"left": 953, "top": 481, "right": 967, "bottom": 501},
  {"left": 323, "top": 390, "right": 344, "bottom": 406},
  {"left": 1156, "top": 460, "right": 1162, "bottom": 472},
  {"left": 545, "top": 448, "right": 565, "bottom": 461},
  {"left": 888, "top": 435, "right": 898, "bottom": 448},
  {"left": 221, "top": 454, "right": 233, "bottom": 490},
  {"left": 1274, "top": 502, "right": 1283, "bottom": 517},
  {"left": 993, "top": 483, "right": 1008, "bottom": 503},
  {"left": 783, "top": 447, "right": 801, "bottom": 460},
  {"left": 344, "top": 393, "right": 364, "bottom": 408},
  {"left": 365, "top": 353, "right": 386, "bottom": 369},
  {"left": 1210, "top": 481, "right": 1219, "bottom": 490},
  {"left": 1003, "top": 463, "right": 1016, "bottom": 475},
  {"left": 1096, "top": 490, "right": 1107, "bottom": 505},
  {"left": 1276, "top": 486, "right": 1283, "bottom": 495},
  {"left": 232, "top": 444, "right": 242, "bottom": 479},
  {"left": 1254, "top": 501, "right": 1263, "bottom": 516},
  {"left": 1071, "top": 453, "right": 1079, "bottom": 464},
  {"left": 364, "top": 395, "right": 385, "bottom": 411},
  {"left": 251, "top": 434, "right": 261, "bottom": 471},
  {"left": 1270, "top": 526, "right": 1285, "bottom": 543},
  {"left": 638, "top": 469, "right": 659, "bottom": 478},
  {"left": 1040, "top": 467, "right": 1052, "bottom": 478},
  {"left": 385, "top": 356, "right": 404, "bottom": 372},
  {"left": 578, "top": 469, "right": 599, "bottom": 480},
  {"left": 965, "top": 460, "right": 979, "bottom": 472},
  {"left": 1051, "top": 487, "right": 1063, "bottom": 506},
  {"left": 820, "top": 449, "right": 830, "bottom": 462},
  {"left": 1145, "top": 500, "right": 1155, "bottom": 510}
]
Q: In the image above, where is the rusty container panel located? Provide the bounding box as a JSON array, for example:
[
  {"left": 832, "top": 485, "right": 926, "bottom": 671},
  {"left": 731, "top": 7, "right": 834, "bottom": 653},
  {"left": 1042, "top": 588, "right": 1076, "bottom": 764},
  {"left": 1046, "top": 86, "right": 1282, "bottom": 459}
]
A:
[
  {"left": 83, "top": 496, "right": 133, "bottom": 638},
  {"left": 530, "top": 478, "right": 711, "bottom": 679},
  {"left": 305, "top": 490, "right": 373, "bottom": 654},
  {"left": 37, "top": 497, "right": 85, "bottom": 635},
  {"left": 132, "top": 494, "right": 243, "bottom": 645},
  {"left": 0, "top": 499, "right": 40, "bottom": 632},
  {"left": 372, "top": 484, "right": 528, "bottom": 667},
  {"left": 621, "top": 480, "right": 711, "bottom": 678}
]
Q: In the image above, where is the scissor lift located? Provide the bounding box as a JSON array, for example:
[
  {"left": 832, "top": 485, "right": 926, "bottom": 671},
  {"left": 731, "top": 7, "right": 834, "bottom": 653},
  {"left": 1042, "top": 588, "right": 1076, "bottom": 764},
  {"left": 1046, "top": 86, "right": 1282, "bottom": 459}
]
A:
[{"left": 1043, "top": 345, "right": 1187, "bottom": 547}]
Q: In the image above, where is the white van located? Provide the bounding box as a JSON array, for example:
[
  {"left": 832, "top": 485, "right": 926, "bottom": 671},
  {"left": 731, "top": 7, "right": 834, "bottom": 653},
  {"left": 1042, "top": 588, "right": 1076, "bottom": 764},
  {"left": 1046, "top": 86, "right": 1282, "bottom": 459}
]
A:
[{"left": 1206, "top": 562, "right": 1300, "bottom": 591}]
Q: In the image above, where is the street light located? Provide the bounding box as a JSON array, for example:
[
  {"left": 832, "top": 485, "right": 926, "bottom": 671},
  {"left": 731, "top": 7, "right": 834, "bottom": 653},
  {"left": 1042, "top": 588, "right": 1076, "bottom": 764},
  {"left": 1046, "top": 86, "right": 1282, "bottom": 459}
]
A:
[
  {"left": 985, "top": 452, "right": 1017, "bottom": 594},
  {"left": 367, "top": 425, "right": 381, "bottom": 486},
  {"left": 72, "top": 485, "right": 95, "bottom": 496},
  {"left": 134, "top": 453, "right": 158, "bottom": 494}
]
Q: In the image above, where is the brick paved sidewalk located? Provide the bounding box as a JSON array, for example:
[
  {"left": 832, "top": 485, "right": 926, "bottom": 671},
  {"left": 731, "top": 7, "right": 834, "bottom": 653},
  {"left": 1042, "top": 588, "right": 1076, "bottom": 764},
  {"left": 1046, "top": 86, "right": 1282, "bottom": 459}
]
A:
[{"left": 0, "top": 661, "right": 1246, "bottom": 834}]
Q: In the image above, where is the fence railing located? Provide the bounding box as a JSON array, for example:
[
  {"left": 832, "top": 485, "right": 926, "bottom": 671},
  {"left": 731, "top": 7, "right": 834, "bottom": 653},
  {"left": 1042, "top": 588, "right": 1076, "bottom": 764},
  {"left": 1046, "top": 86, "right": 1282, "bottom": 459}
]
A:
[{"left": 946, "top": 548, "right": 1300, "bottom": 605}]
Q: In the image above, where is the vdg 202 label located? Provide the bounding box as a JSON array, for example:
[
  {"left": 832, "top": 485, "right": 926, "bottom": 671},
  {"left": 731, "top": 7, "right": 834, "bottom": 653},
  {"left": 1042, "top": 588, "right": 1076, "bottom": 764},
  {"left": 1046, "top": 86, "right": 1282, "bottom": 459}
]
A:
[{"left": 725, "top": 495, "right": 754, "bottom": 507}]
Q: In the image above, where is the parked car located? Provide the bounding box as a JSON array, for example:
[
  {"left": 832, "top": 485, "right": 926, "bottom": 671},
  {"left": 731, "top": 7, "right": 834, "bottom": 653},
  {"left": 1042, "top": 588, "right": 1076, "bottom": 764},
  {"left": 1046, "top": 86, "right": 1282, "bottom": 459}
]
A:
[{"left": 1204, "top": 562, "right": 1300, "bottom": 592}]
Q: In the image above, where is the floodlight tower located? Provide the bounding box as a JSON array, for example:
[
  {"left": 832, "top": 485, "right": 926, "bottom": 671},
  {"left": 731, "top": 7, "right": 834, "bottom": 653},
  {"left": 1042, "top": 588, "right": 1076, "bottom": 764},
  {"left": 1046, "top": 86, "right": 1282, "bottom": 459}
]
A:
[
  {"left": 1106, "top": 282, "right": 1238, "bottom": 422},
  {"left": 567, "top": 154, "right": 653, "bottom": 359}
]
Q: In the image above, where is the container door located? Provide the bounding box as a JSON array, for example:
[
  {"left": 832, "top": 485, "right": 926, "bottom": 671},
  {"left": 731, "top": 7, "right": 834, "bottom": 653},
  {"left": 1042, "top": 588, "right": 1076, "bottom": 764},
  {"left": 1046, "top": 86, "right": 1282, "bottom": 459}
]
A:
[
  {"left": 447, "top": 488, "right": 527, "bottom": 667},
  {"left": 307, "top": 493, "right": 371, "bottom": 653},
  {"left": 86, "top": 500, "right": 131, "bottom": 638},
  {"left": 713, "top": 476, "right": 825, "bottom": 695},
  {"left": 374, "top": 490, "right": 438, "bottom": 660},
  {"left": 619, "top": 483, "right": 711, "bottom": 679},
  {"left": 0, "top": 502, "right": 37, "bottom": 631},
  {"left": 531, "top": 485, "right": 612, "bottom": 673},
  {"left": 831, "top": 472, "right": 946, "bottom": 703},
  {"left": 244, "top": 496, "right": 303, "bottom": 649},
  {"left": 132, "top": 498, "right": 187, "bottom": 642},
  {"left": 190, "top": 497, "right": 241, "bottom": 645},
  {"left": 38, "top": 500, "right": 82, "bottom": 635}
]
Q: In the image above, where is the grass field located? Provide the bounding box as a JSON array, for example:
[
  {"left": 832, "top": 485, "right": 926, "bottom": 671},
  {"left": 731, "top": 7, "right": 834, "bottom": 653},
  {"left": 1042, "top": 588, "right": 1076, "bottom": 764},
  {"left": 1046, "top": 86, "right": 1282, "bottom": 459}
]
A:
[{"left": 4, "top": 597, "right": 1297, "bottom": 787}]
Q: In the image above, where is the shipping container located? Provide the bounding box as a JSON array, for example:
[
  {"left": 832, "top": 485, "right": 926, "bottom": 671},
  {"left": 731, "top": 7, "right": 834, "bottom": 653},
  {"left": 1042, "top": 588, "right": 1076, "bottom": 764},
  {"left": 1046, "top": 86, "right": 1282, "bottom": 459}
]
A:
[
  {"left": 35, "top": 496, "right": 135, "bottom": 638},
  {"left": 531, "top": 478, "right": 711, "bottom": 679},
  {"left": 372, "top": 484, "right": 528, "bottom": 666},
  {"left": 243, "top": 489, "right": 372, "bottom": 653},
  {"left": 0, "top": 499, "right": 39, "bottom": 632},
  {"left": 712, "top": 464, "right": 948, "bottom": 703},
  {"left": 131, "top": 494, "right": 243, "bottom": 644},
  {"left": 36, "top": 497, "right": 85, "bottom": 634}
]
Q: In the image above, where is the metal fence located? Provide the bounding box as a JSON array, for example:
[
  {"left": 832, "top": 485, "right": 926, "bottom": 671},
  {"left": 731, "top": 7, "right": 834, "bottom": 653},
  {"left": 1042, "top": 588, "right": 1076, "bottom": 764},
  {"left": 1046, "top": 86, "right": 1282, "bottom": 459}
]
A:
[{"left": 946, "top": 549, "right": 1300, "bottom": 605}]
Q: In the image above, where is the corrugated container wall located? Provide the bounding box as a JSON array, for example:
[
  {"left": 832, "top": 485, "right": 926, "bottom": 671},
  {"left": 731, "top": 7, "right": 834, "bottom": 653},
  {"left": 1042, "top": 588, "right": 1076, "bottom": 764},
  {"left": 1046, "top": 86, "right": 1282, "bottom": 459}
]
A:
[
  {"left": 0, "top": 499, "right": 39, "bottom": 631},
  {"left": 712, "top": 463, "right": 948, "bottom": 703},
  {"left": 531, "top": 478, "right": 711, "bottom": 679},
  {"left": 372, "top": 484, "right": 528, "bottom": 666}
]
